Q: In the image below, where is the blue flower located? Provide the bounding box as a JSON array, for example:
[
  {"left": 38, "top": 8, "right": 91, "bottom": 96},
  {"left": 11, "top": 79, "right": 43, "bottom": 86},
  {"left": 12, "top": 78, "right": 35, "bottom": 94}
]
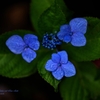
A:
[
  {"left": 42, "top": 33, "right": 62, "bottom": 50},
  {"left": 57, "top": 18, "right": 87, "bottom": 46},
  {"left": 6, "top": 34, "right": 40, "bottom": 63},
  {"left": 45, "top": 51, "right": 76, "bottom": 80}
]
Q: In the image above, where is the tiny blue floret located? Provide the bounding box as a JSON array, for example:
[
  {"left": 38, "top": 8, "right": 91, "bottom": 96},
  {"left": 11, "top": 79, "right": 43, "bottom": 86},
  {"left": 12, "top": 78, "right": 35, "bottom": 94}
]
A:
[
  {"left": 6, "top": 34, "right": 40, "bottom": 63},
  {"left": 57, "top": 18, "right": 87, "bottom": 47},
  {"left": 42, "top": 33, "right": 62, "bottom": 50},
  {"left": 45, "top": 51, "right": 76, "bottom": 80}
]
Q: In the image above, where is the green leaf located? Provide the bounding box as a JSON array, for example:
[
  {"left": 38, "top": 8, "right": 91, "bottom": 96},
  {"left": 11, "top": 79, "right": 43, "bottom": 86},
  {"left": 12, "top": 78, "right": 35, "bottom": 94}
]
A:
[
  {"left": 56, "top": 0, "right": 73, "bottom": 20},
  {"left": 0, "top": 53, "right": 37, "bottom": 78},
  {"left": 30, "top": 0, "right": 71, "bottom": 38},
  {"left": 59, "top": 62, "right": 100, "bottom": 100},
  {"left": 62, "top": 17, "right": 100, "bottom": 61},
  {"left": 77, "top": 62, "right": 100, "bottom": 96},
  {"left": 38, "top": 0, "right": 66, "bottom": 36},
  {"left": 0, "top": 30, "right": 40, "bottom": 78},
  {"left": 59, "top": 76, "right": 88, "bottom": 100},
  {"left": 37, "top": 50, "right": 60, "bottom": 90},
  {"left": 30, "top": 0, "right": 54, "bottom": 37}
]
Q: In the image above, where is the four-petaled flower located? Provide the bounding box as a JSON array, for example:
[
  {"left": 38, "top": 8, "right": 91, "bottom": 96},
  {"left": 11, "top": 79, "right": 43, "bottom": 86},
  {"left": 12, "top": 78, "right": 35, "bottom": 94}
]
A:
[
  {"left": 57, "top": 18, "right": 87, "bottom": 47},
  {"left": 45, "top": 51, "right": 76, "bottom": 80},
  {"left": 6, "top": 34, "right": 40, "bottom": 63}
]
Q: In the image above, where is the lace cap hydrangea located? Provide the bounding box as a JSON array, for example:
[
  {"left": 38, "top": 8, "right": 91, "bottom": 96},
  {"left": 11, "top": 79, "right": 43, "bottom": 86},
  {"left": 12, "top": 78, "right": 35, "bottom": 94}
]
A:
[
  {"left": 45, "top": 51, "right": 76, "bottom": 80},
  {"left": 6, "top": 34, "right": 40, "bottom": 63},
  {"left": 57, "top": 18, "right": 87, "bottom": 47}
]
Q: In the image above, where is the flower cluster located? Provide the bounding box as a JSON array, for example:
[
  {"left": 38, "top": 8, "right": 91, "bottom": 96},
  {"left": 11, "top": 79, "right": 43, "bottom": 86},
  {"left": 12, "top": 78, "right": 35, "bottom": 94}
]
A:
[
  {"left": 42, "top": 33, "right": 62, "bottom": 50},
  {"left": 6, "top": 17, "right": 87, "bottom": 80}
]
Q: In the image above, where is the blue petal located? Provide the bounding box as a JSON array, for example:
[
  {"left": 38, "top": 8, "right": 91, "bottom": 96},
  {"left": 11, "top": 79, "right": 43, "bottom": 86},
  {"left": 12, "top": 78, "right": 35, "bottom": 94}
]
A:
[
  {"left": 22, "top": 48, "right": 36, "bottom": 63},
  {"left": 60, "top": 24, "right": 71, "bottom": 33},
  {"left": 69, "top": 18, "right": 87, "bottom": 34},
  {"left": 71, "top": 32, "right": 86, "bottom": 46},
  {"left": 45, "top": 60, "right": 58, "bottom": 71},
  {"left": 58, "top": 51, "right": 68, "bottom": 64},
  {"left": 62, "top": 61, "right": 76, "bottom": 77},
  {"left": 57, "top": 24, "right": 71, "bottom": 40},
  {"left": 6, "top": 35, "right": 26, "bottom": 54},
  {"left": 57, "top": 31, "right": 66, "bottom": 40},
  {"left": 52, "top": 53, "right": 60, "bottom": 63},
  {"left": 63, "top": 35, "right": 71, "bottom": 43},
  {"left": 52, "top": 67, "right": 64, "bottom": 80},
  {"left": 24, "top": 34, "right": 40, "bottom": 50}
]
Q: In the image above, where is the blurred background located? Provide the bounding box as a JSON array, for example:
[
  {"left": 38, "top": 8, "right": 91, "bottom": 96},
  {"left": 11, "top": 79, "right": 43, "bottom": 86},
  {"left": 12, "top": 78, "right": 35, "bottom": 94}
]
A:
[{"left": 0, "top": 0, "right": 99, "bottom": 99}]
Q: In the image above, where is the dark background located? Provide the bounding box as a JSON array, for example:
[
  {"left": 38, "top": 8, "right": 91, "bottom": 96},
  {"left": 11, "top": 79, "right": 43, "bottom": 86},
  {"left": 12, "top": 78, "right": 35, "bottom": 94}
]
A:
[{"left": 0, "top": 0, "right": 99, "bottom": 100}]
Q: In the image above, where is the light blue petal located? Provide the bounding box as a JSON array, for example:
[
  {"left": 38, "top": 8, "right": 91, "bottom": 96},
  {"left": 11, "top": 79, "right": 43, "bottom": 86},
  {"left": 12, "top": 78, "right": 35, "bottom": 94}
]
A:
[
  {"left": 24, "top": 34, "right": 40, "bottom": 50},
  {"left": 6, "top": 35, "right": 26, "bottom": 54},
  {"left": 60, "top": 24, "right": 71, "bottom": 33},
  {"left": 62, "top": 61, "right": 76, "bottom": 77},
  {"left": 58, "top": 51, "right": 68, "bottom": 64},
  {"left": 57, "top": 24, "right": 71, "bottom": 40},
  {"left": 63, "top": 35, "right": 71, "bottom": 43},
  {"left": 52, "top": 53, "right": 60, "bottom": 63},
  {"left": 69, "top": 18, "right": 87, "bottom": 34},
  {"left": 71, "top": 32, "right": 86, "bottom": 46},
  {"left": 57, "top": 31, "right": 66, "bottom": 40},
  {"left": 52, "top": 67, "right": 64, "bottom": 80},
  {"left": 45, "top": 60, "right": 58, "bottom": 71},
  {"left": 22, "top": 48, "right": 36, "bottom": 63}
]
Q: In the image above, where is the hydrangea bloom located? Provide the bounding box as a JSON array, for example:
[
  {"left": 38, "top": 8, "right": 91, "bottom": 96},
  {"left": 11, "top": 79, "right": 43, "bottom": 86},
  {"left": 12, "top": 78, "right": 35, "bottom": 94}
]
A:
[
  {"left": 42, "top": 33, "right": 62, "bottom": 50},
  {"left": 57, "top": 18, "right": 87, "bottom": 46},
  {"left": 45, "top": 51, "right": 76, "bottom": 80},
  {"left": 6, "top": 34, "right": 40, "bottom": 63}
]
